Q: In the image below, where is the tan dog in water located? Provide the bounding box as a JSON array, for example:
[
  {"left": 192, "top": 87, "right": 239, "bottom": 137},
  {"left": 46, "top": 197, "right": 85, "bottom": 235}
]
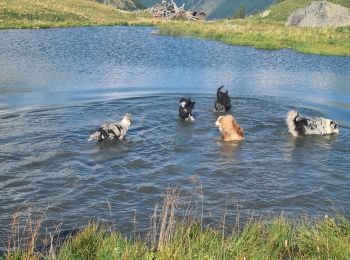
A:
[{"left": 215, "top": 115, "right": 244, "bottom": 141}]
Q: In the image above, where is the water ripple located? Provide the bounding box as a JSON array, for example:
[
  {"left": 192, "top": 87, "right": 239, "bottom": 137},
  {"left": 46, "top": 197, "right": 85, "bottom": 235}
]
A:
[{"left": 0, "top": 26, "right": 349, "bottom": 240}]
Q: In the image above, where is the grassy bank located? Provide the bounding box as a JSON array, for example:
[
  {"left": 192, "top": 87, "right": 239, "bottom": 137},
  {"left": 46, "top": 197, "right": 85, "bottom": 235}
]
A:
[
  {"left": 4, "top": 214, "right": 350, "bottom": 259},
  {"left": 3, "top": 190, "right": 350, "bottom": 259},
  {"left": 158, "top": 19, "right": 350, "bottom": 56},
  {"left": 0, "top": 0, "right": 158, "bottom": 29}
]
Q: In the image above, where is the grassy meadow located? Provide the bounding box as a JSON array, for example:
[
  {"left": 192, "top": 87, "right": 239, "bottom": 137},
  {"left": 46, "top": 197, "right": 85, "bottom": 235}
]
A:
[{"left": 0, "top": 0, "right": 157, "bottom": 29}]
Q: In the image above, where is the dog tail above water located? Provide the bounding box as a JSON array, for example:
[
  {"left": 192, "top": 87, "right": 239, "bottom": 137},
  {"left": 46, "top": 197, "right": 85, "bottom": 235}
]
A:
[
  {"left": 217, "top": 86, "right": 224, "bottom": 99},
  {"left": 286, "top": 110, "right": 298, "bottom": 136}
]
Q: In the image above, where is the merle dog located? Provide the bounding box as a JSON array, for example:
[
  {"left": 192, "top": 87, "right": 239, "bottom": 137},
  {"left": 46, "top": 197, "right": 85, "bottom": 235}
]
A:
[
  {"left": 88, "top": 113, "right": 132, "bottom": 141},
  {"left": 286, "top": 110, "right": 339, "bottom": 137}
]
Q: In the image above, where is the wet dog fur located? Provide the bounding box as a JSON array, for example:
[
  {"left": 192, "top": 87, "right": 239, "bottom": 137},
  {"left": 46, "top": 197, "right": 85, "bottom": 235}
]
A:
[
  {"left": 88, "top": 113, "right": 132, "bottom": 141},
  {"left": 215, "top": 86, "right": 231, "bottom": 112},
  {"left": 179, "top": 97, "right": 196, "bottom": 121},
  {"left": 286, "top": 110, "right": 339, "bottom": 137},
  {"left": 215, "top": 114, "right": 244, "bottom": 141}
]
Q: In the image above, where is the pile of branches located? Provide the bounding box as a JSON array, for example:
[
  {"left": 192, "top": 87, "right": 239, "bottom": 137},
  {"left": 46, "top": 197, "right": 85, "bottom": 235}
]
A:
[{"left": 144, "top": 0, "right": 206, "bottom": 21}]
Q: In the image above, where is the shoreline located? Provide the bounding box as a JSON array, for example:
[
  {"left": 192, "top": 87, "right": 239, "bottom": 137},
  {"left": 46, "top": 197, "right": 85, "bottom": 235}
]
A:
[
  {"left": 1, "top": 11, "right": 349, "bottom": 57},
  {"left": 4, "top": 206, "right": 350, "bottom": 259},
  {"left": 1, "top": 19, "right": 349, "bottom": 57}
]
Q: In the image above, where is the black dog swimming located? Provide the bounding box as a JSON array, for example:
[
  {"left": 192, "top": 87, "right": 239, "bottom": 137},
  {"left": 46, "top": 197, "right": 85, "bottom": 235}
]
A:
[
  {"left": 215, "top": 86, "right": 231, "bottom": 112},
  {"left": 179, "top": 97, "right": 196, "bottom": 121}
]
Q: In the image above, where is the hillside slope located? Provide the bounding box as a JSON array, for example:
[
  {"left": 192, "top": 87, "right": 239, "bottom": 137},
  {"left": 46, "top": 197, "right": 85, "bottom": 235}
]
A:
[
  {"left": 261, "top": 0, "right": 350, "bottom": 21},
  {"left": 193, "top": 0, "right": 275, "bottom": 19},
  {"left": 0, "top": 0, "right": 153, "bottom": 29},
  {"left": 95, "top": 0, "right": 145, "bottom": 10}
]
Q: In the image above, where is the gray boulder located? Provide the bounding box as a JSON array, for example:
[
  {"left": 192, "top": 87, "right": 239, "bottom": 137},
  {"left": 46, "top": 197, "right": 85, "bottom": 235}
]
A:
[{"left": 286, "top": 1, "right": 350, "bottom": 28}]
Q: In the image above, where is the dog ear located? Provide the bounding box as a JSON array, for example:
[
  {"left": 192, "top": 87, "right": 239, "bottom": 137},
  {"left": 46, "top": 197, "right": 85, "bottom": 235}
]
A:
[{"left": 236, "top": 126, "right": 244, "bottom": 137}]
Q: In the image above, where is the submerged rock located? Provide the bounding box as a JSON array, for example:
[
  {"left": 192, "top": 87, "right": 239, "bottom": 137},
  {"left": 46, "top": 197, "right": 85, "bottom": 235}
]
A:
[{"left": 286, "top": 1, "right": 350, "bottom": 28}]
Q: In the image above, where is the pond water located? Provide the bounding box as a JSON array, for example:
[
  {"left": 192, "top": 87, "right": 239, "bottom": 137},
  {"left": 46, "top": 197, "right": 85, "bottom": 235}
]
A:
[{"left": 0, "top": 26, "right": 349, "bottom": 240}]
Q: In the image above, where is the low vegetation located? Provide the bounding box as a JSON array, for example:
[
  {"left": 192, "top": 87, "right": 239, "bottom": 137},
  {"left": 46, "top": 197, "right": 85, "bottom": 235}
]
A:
[
  {"left": 95, "top": 0, "right": 145, "bottom": 11},
  {"left": 0, "top": 0, "right": 157, "bottom": 29},
  {"left": 156, "top": 0, "right": 350, "bottom": 56},
  {"left": 52, "top": 215, "right": 350, "bottom": 260},
  {"left": 3, "top": 215, "right": 350, "bottom": 259},
  {"left": 3, "top": 191, "right": 350, "bottom": 259},
  {"left": 158, "top": 19, "right": 350, "bottom": 56}
]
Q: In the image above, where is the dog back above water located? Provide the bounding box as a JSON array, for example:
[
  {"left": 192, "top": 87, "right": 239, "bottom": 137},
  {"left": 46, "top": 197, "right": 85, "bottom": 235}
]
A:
[
  {"left": 286, "top": 110, "right": 339, "bottom": 137},
  {"left": 88, "top": 113, "right": 132, "bottom": 141}
]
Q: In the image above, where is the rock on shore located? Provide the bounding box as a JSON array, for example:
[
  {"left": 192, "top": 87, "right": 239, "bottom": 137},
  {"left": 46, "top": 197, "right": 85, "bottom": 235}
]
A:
[
  {"left": 143, "top": 0, "right": 206, "bottom": 20},
  {"left": 286, "top": 1, "right": 350, "bottom": 28}
]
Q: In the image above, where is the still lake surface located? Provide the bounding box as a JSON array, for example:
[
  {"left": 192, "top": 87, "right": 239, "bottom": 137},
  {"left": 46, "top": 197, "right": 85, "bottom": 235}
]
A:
[{"left": 0, "top": 26, "right": 349, "bottom": 239}]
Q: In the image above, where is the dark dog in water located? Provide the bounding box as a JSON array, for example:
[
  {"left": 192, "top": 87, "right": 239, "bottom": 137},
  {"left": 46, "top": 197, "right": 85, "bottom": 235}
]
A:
[
  {"left": 286, "top": 110, "right": 339, "bottom": 137},
  {"left": 88, "top": 113, "right": 132, "bottom": 141},
  {"left": 215, "top": 86, "right": 231, "bottom": 112},
  {"left": 179, "top": 97, "right": 196, "bottom": 121}
]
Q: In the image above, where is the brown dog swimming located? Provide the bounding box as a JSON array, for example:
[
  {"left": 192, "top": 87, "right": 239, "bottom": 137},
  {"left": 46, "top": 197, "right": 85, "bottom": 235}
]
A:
[{"left": 215, "top": 115, "right": 244, "bottom": 141}]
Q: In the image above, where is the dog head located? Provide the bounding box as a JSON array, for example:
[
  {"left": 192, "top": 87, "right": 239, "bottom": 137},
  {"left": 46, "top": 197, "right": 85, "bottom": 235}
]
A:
[
  {"left": 216, "top": 86, "right": 231, "bottom": 111},
  {"left": 215, "top": 115, "right": 244, "bottom": 141},
  {"left": 329, "top": 120, "right": 339, "bottom": 134},
  {"left": 179, "top": 97, "right": 188, "bottom": 108},
  {"left": 179, "top": 97, "right": 195, "bottom": 110},
  {"left": 121, "top": 113, "right": 132, "bottom": 128}
]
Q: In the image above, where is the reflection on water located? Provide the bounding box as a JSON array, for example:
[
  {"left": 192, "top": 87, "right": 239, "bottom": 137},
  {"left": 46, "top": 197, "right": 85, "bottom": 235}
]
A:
[
  {"left": 0, "top": 26, "right": 349, "bottom": 240},
  {"left": 216, "top": 140, "right": 244, "bottom": 164},
  {"left": 286, "top": 134, "right": 340, "bottom": 164}
]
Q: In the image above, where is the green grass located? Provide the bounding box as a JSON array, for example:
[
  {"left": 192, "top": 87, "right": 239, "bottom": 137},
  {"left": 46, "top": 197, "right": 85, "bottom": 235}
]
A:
[
  {"left": 4, "top": 214, "right": 350, "bottom": 259},
  {"left": 158, "top": 19, "right": 350, "bottom": 56},
  {"left": 3, "top": 192, "right": 350, "bottom": 259},
  {"left": 155, "top": 0, "right": 350, "bottom": 56},
  {"left": 0, "top": 0, "right": 158, "bottom": 29}
]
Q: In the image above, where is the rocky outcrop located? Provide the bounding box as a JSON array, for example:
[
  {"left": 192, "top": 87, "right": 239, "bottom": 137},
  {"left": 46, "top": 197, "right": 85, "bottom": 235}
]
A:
[
  {"left": 143, "top": 0, "right": 206, "bottom": 20},
  {"left": 260, "top": 9, "right": 270, "bottom": 18},
  {"left": 285, "top": 1, "right": 350, "bottom": 28}
]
